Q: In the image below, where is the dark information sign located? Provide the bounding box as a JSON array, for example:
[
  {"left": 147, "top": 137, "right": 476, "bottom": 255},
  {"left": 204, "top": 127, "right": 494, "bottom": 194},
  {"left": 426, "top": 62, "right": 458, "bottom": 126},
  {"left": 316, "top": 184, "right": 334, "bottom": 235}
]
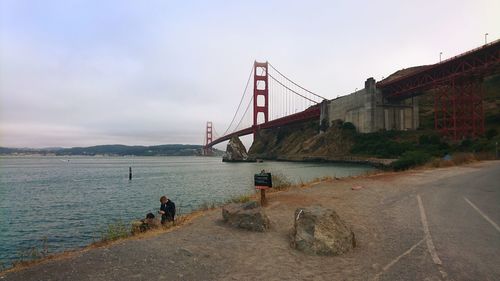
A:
[{"left": 254, "top": 173, "right": 272, "bottom": 187}]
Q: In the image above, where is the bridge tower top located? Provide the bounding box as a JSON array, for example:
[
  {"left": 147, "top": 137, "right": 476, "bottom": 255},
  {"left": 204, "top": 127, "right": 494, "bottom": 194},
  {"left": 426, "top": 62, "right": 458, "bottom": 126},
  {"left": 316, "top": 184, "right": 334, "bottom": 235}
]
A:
[{"left": 253, "top": 61, "right": 269, "bottom": 135}]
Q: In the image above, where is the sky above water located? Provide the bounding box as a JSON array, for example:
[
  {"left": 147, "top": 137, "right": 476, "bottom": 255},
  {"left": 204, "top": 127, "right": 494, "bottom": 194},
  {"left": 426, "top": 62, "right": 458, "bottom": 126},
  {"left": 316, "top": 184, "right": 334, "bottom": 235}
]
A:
[{"left": 1, "top": 0, "right": 499, "bottom": 148}]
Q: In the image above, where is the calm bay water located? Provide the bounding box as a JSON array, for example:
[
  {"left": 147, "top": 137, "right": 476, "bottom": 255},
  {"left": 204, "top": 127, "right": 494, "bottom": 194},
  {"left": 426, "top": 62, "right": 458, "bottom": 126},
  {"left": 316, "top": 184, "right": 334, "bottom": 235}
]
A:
[{"left": 0, "top": 156, "right": 375, "bottom": 266}]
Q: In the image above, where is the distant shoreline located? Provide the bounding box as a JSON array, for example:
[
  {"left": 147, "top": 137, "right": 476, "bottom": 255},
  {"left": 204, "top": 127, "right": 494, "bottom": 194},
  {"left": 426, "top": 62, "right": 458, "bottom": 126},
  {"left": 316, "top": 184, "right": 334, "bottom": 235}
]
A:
[
  {"left": 0, "top": 154, "right": 220, "bottom": 157},
  {"left": 0, "top": 144, "right": 224, "bottom": 157}
]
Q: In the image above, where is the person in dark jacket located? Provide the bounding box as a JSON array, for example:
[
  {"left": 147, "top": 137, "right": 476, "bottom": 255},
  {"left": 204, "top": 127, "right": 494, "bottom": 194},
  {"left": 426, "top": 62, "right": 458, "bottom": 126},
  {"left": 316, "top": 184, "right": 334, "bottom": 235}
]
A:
[
  {"left": 139, "top": 212, "right": 159, "bottom": 232},
  {"left": 159, "top": 195, "right": 176, "bottom": 224}
]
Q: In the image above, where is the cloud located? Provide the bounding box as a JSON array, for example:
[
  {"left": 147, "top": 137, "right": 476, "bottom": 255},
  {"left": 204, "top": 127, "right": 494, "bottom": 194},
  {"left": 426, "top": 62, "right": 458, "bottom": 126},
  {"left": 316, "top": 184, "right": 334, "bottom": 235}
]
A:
[{"left": 1, "top": 0, "right": 499, "bottom": 148}]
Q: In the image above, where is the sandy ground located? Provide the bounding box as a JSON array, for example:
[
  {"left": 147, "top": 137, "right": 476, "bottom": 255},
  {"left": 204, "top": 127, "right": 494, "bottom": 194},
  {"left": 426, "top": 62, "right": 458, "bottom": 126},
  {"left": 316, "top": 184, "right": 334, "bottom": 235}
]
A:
[{"left": 2, "top": 161, "right": 499, "bottom": 281}]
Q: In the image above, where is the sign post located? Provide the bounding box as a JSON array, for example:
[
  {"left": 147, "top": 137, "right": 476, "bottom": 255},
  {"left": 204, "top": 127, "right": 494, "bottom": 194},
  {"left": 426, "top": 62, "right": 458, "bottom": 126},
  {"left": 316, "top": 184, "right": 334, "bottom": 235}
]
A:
[{"left": 254, "top": 171, "right": 272, "bottom": 206}]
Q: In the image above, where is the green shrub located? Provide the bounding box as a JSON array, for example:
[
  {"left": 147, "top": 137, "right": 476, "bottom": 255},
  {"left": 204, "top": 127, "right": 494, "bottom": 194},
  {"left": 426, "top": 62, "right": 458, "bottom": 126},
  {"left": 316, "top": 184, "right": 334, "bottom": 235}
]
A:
[
  {"left": 485, "top": 128, "right": 498, "bottom": 140},
  {"left": 100, "top": 220, "right": 131, "bottom": 242},
  {"left": 485, "top": 112, "right": 500, "bottom": 125},
  {"left": 391, "top": 151, "right": 432, "bottom": 171},
  {"left": 342, "top": 122, "right": 356, "bottom": 131},
  {"left": 350, "top": 134, "right": 412, "bottom": 158},
  {"left": 419, "top": 134, "right": 440, "bottom": 145}
]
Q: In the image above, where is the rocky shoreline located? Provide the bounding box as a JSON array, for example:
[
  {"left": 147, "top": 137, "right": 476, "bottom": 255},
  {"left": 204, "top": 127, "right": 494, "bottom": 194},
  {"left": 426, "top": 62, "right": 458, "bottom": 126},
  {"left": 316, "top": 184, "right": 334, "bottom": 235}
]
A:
[{"left": 247, "top": 155, "right": 395, "bottom": 169}]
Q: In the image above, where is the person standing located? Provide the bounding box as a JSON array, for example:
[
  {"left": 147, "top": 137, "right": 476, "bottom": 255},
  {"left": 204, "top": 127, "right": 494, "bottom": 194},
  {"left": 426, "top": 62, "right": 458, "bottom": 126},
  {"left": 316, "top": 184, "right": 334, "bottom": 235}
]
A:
[{"left": 159, "top": 195, "right": 176, "bottom": 224}]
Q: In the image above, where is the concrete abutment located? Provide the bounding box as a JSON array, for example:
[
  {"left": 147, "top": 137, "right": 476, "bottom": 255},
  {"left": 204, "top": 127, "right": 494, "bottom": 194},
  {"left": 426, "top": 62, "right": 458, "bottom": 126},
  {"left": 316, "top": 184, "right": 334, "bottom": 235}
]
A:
[{"left": 321, "top": 78, "right": 419, "bottom": 133}]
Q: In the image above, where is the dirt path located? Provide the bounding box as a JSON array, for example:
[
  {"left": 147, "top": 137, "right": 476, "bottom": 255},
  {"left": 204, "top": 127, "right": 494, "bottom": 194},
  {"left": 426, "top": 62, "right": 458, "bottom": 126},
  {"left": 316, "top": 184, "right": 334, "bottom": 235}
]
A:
[{"left": 2, "top": 161, "right": 499, "bottom": 281}]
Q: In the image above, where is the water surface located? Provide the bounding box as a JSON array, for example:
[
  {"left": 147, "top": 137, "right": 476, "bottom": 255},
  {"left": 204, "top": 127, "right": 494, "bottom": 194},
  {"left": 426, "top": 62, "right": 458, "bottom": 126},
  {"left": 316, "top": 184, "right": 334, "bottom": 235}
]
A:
[{"left": 0, "top": 156, "right": 375, "bottom": 266}]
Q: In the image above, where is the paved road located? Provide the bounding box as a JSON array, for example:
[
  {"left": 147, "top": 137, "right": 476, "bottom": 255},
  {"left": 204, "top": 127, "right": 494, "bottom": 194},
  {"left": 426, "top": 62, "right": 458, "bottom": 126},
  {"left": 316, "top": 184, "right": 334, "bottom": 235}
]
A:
[
  {"left": 375, "top": 162, "right": 500, "bottom": 281},
  {"left": 417, "top": 162, "right": 500, "bottom": 280}
]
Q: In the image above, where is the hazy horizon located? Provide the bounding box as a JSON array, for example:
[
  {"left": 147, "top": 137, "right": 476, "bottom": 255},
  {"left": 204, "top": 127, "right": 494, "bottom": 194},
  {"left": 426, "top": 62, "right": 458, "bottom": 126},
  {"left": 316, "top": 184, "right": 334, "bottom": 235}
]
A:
[
  {"left": 2, "top": 143, "right": 209, "bottom": 149},
  {"left": 1, "top": 0, "right": 499, "bottom": 149}
]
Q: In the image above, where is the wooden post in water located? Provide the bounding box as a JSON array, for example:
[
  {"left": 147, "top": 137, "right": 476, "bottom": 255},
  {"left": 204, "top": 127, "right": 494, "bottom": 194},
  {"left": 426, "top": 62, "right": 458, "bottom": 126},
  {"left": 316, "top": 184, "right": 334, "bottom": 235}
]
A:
[{"left": 129, "top": 167, "right": 132, "bottom": 180}]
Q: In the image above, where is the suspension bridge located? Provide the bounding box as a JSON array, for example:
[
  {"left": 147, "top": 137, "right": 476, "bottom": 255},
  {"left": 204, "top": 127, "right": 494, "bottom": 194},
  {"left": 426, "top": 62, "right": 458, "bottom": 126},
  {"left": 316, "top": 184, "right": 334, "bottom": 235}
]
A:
[
  {"left": 202, "top": 61, "right": 326, "bottom": 155},
  {"left": 203, "top": 40, "right": 500, "bottom": 155}
]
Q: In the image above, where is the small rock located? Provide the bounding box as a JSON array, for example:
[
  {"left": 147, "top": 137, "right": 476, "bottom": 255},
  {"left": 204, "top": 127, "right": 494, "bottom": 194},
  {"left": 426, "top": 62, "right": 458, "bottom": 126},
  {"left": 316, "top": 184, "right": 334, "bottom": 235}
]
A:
[
  {"left": 242, "top": 201, "right": 259, "bottom": 210},
  {"left": 290, "top": 205, "right": 355, "bottom": 255},
  {"left": 222, "top": 203, "right": 270, "bottom": 232},
  {"left": 177, "top": 247, "right": 193, "bottom": 256},
  {"left": 351, "top": 185, "right": 363, "bottom": 190}
]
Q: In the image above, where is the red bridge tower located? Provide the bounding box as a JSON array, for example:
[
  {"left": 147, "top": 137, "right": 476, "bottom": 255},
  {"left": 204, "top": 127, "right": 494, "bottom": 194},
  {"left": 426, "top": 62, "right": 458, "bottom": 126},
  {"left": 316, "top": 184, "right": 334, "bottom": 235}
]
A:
[
  {"left": 253, "top": 61, "right": 269, "bottom": 135},
  {"left": 204, "top": 121, "right": 213, "bottom": 155}
]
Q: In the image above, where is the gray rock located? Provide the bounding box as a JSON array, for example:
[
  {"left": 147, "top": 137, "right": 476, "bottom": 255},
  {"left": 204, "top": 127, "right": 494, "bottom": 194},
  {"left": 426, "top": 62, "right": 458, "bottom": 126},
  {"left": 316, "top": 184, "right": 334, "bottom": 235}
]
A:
[
  {"left": 290, "top": 206, "right": 355, "bottom": 255},
  {"left": 222, "top": 203, "right": 270, "bottom": 232},
  {"left": 241, "top": 201, "right": 259, "bottom": 210},
  {"left": 222, "top": 137, "right": 249, "bottom": 162},
  {"left": 177, "top": 247, "right": 193, "bottom": 257}
]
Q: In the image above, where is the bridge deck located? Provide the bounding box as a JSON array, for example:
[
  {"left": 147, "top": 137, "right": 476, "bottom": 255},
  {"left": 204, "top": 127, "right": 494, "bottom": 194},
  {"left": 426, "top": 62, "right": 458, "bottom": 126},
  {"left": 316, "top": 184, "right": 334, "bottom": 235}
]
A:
[
  {"left": 206, "top": 105, "right": 320, "bottom": 148},
  {"left": 377, "top": 39, "right": 500, "bottom": 99}
]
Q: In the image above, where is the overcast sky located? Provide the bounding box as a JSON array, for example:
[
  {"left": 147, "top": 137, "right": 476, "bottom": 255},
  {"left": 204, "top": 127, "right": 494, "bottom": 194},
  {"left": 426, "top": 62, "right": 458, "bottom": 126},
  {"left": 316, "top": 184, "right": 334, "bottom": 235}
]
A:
[{"left": 1, "top": 0, "right": 498, "bottom": 148}]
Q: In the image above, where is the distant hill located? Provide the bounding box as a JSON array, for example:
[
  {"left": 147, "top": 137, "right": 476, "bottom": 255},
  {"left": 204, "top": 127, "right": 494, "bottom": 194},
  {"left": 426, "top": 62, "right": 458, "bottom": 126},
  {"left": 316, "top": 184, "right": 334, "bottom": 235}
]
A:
[{"left": 0, "top": 144, "right": 224, "bottom": 156}]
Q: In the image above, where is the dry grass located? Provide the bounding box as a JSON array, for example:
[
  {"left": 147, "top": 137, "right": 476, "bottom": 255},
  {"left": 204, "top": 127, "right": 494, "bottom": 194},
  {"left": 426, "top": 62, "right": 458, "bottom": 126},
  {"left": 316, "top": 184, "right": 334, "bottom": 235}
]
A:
[
  {"left": 271, "top": 173, "right": 293, "bottom": 190},
  {"left": 227, "top": 194, "right": 252, "bottom": 204},
  {"left": 426, "top": 158, "right": 456, "bottom": 168}
]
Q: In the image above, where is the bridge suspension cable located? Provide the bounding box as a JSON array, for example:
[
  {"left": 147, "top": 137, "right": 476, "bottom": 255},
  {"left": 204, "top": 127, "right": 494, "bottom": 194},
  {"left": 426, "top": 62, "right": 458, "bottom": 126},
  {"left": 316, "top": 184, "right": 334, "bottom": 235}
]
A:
[
  {"left": 268, "top": 73, "right": 318, "bottom": 104},
  {"left": 232, "top": 95, "right": 253, "bottom": 133},
  {"left": 221, "top": 65, "right": 255, "bottom": 136},
  {"left": 268, "top": 62, "right": 326, "bottom": 101}
]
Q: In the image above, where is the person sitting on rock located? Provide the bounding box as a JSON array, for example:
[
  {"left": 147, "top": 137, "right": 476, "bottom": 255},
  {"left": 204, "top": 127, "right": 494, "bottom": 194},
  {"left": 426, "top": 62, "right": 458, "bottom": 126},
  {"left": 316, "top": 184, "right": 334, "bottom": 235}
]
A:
[{"left": 159, "top": 196, "right": 176, "bottom": 224}]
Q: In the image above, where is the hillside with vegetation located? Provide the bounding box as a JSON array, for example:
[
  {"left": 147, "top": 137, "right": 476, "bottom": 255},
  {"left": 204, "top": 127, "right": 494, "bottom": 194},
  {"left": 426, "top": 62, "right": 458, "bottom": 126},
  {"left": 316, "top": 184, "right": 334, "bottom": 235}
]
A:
[{"left": 249, "top": 74, "right": 500, "bottom": 170}]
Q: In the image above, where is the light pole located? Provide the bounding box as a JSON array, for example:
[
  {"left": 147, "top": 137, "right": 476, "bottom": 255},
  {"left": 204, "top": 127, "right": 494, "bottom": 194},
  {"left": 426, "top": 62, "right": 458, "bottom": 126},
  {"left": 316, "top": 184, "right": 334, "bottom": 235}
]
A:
[
  {"left": 485, "top": 33, "right": 489, "bottom": 45},
  {"left": 439, "top": 52, "right": 443, "bottom": 62}
]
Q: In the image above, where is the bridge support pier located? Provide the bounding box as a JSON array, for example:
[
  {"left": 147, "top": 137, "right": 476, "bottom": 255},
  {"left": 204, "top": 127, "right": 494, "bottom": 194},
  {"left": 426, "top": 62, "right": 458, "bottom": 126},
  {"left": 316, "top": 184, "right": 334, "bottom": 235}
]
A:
[{"left": 434, "top": 78, "right": 484, "bottom": 140}]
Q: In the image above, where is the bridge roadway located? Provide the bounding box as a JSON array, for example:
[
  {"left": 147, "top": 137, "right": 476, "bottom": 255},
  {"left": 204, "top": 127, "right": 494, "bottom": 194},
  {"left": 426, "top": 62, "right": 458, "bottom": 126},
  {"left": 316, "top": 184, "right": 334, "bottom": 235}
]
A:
[
  {"left": 377, "top": 39, "right": 500, "bottom": 99},
  {"left": 206, "top": 105, "right": 320, "bottom": 147}
]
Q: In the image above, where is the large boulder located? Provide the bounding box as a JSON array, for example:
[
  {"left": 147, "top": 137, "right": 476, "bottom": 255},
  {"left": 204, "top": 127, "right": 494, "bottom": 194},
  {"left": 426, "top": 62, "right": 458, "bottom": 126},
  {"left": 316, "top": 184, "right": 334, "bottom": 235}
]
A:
[
  {"left": 290, "top": 206, "right": 355, "bottom": 255},
  {"left": 222, "top": 201, "right": 270, "bottom": 232},
  {"left": 223, "top": 136, "right": 250, "bottom": 162}
]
